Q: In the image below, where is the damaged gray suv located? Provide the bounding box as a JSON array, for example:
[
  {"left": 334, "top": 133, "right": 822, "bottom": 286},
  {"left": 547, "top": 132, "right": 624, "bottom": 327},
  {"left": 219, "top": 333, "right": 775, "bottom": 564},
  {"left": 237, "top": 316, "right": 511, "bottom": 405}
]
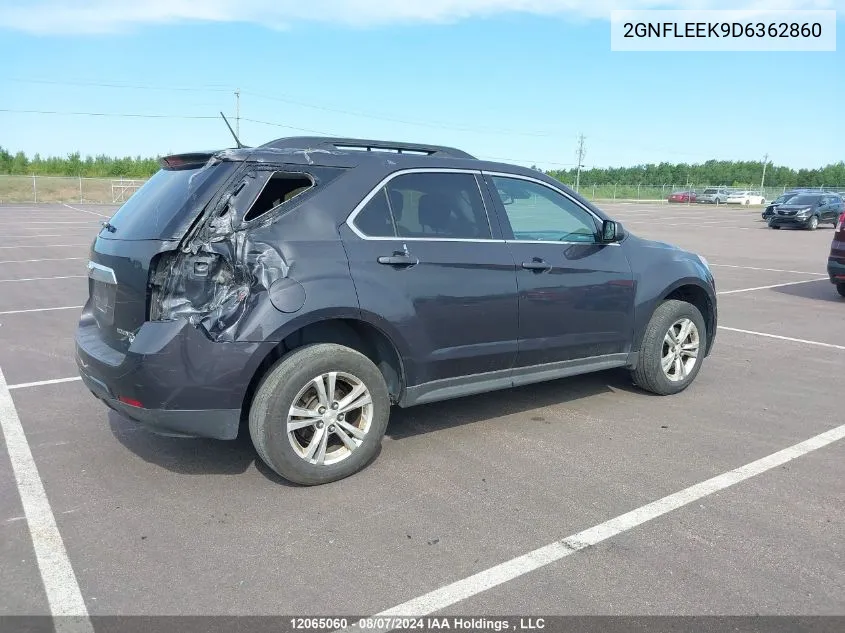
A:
[{"left": 76, "top": 136, "right": 717, "bottom": 485}]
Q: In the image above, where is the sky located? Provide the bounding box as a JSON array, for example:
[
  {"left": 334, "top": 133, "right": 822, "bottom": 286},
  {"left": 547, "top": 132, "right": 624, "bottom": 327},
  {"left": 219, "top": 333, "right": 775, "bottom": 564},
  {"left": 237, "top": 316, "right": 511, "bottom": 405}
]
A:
[{"left": 0, "top": 0, "right": 843, "bottom": 171}]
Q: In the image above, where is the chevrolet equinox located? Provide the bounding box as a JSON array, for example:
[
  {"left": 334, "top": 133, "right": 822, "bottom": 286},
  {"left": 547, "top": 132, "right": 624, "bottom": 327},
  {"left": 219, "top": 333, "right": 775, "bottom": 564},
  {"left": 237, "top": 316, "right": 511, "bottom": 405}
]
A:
[{"left": 75, "top": 137, "right": 718, "bottom": 485}]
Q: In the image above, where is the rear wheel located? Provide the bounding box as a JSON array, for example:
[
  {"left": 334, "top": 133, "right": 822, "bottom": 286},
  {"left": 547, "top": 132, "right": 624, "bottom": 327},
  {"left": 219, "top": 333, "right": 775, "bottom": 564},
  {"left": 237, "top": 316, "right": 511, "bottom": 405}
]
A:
[
  {"left": 807, "top": 215, "right": 819, "bottom": 230},
  {"left": 631, "top": 300, "right": 706, "bottom": 396},
  {"left": 249, "top": 343, "right": 391, "bottom": 485},
  {"left": 837, "top": 283, "right": 845, "bottom": 298}
]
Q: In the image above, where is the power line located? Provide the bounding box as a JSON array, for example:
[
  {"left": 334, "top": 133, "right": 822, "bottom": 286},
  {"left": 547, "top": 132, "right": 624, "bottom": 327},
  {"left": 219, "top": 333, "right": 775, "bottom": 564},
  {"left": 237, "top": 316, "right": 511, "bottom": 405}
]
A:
[
  {"left": 2, "top": 77, "right": 232, "bottom": 93},
  {"left": 0, "top": 77, "right": 554, "bottom": 137},
  {"left": 240, "top": 89, "right": 551, "bottom": 137},
  {"left": 0, "top": 108, "right": 218, "bottom": 119}
]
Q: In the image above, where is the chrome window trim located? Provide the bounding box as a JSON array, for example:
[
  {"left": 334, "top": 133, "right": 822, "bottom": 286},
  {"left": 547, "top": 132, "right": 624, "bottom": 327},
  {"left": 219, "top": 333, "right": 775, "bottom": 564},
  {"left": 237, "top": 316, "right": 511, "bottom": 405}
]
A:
[
  {"left": 87, "top": 261, "right": 117, "bottom": 285},
  {"left": 346, "top": 167, "right": 496, "bottom": 241},
  {"left": 483, "top": 170, "right": 621, "bottom": 245},
  {"left": 482, "top": 170, "right": 606, "bottom": 227}
]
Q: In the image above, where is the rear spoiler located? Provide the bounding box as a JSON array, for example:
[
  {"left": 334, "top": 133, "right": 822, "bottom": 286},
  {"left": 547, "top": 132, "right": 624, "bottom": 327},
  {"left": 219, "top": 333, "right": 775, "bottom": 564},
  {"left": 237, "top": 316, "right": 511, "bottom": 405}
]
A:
[{"left": 159, "top": 152, "right": 218, "bottom": 170}]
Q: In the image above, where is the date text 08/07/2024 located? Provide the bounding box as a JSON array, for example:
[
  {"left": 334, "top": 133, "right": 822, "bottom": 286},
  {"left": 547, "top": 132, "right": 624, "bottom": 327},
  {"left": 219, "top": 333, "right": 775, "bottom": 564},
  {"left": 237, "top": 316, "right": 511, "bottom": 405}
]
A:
[{"left": 288, "top": 617, "right": 547, "bottom": 631}]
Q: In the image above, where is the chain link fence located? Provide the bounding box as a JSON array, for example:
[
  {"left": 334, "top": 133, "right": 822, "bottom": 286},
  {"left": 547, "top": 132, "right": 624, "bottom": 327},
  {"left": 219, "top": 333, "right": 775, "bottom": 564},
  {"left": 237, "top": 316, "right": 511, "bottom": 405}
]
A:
[
  {"left": 1, "top": 175, "right": 843, "bottom": 205},
  {"left": 564, "top": 183, "right": 845, "bottom": 202},
  {"left": 0, "top": 175, "right": 146, "bottom": 204}
]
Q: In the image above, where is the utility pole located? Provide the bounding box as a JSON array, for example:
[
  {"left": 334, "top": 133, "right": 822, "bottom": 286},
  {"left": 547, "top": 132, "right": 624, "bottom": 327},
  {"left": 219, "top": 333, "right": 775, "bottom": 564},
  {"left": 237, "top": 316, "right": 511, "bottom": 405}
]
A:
[
  {"left": 234, "top": 89, "right": 241, "bottom": 139},
  {"left": 575, "top": 134, "right": 586, "bottom": 193},
  {"left": 760, "top": 153, "right": 769, "bottom": 192}
]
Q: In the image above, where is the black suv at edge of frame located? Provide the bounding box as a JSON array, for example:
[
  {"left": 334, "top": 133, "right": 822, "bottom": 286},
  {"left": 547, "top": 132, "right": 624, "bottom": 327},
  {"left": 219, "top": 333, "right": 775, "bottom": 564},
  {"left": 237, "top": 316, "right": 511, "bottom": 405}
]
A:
[
  {"left": 75, "top": 137, "right": 718, "bottom": 485},
  {"left": 767, "top": 193, "right": 845, "bottom": 230}
]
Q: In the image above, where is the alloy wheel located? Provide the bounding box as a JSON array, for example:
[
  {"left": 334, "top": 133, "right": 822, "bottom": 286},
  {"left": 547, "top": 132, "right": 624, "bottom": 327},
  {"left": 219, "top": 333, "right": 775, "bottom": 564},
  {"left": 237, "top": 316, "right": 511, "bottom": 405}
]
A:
[
  {"left": 661, "top": 318, "right": 700, "bottom": 382},
  {"left": 286, "top": 372, "right": 373, "bottom": 466}
]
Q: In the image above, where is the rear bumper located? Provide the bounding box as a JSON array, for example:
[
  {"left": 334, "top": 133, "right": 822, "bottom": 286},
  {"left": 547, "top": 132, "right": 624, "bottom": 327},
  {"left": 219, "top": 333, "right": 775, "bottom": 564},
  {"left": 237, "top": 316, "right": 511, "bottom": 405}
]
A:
[
  {"left": 75, "top": 306, "right": 274, "bottom": 440},
  {"left": 78, "top": 368, "right": 240, "bottom": 439},
  {"left": 828, "top": 257, "right": 845, "bottom": 284}
]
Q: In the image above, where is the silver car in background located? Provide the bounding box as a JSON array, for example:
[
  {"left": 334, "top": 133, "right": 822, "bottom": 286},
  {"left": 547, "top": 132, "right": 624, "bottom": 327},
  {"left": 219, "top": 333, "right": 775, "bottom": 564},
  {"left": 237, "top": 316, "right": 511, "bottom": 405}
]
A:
[{"left": 697, "top": 187, "right": 730, "bottom": 204}]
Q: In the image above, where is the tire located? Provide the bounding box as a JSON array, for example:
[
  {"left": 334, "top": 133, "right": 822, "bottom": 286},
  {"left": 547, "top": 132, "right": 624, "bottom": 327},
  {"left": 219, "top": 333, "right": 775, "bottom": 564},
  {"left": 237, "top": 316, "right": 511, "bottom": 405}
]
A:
[
  {"left": 631, "top": 299, "right": 707, "bottom": 396},
  {"left": 249, "top": 343, "right": 391, "bottom": 485},
  {"left": 837, "top": 283, "right": 845, "bottom": 298},
  {"left": 744, "top": 199, "right": 750, "bottom": 206},
  {"left": 770, "top": 225, "right": 781, "bottom": 229},
  {"left": 807, "top": 215, "right": 819, "bottom": 230}
]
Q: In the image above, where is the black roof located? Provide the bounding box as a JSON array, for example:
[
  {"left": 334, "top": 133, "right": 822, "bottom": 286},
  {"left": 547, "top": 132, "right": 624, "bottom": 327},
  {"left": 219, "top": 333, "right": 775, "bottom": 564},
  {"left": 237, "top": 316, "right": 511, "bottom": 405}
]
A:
[
  {"left": 162, "top": 135, "right": 546, "bottom": 179},
  {"left": 258, "top": 136, "right": 476, "bottom": 159}
]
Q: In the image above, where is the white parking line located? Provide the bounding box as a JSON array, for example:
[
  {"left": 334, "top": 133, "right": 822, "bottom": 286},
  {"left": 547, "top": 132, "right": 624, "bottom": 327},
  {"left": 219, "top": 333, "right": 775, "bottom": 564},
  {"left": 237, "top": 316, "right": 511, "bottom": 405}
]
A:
[
  {"left": 0, "top": 244, "right": 90, "bottom": 250},
  {"left": 8, "top": 377, "right": 82, "bottom": 390},
  {"left": 710, "top": 264, "right": 824, "bottom": 275},
  {"left": 0, "top": 257, "right": 85, "bottom": 265},
  {"left": 365, "top": 423, "right": 845, "bottom": 623},
  {"left": 0, "top": 306, "right": 83, "bottom": 315},
  {"left": 7, "top": 221, "right": 101, "bottom": 225},
  {"left": 4, "top": 234, "right": 94, "bottom": 239},
  {"left": 0, "top": 275, "right": 86, "bottom": 283},
  {"left": 717, "top": 278, "right": 826, "bottom": 295},
  {"left": 0, "top": 368, "right": 92, "bottom": 625},
  {"left": 718, "top": 327, "right": 845, "bottom": 351},
  {"left": 62, "top": 203, "right": 110, "bottom": 218}
]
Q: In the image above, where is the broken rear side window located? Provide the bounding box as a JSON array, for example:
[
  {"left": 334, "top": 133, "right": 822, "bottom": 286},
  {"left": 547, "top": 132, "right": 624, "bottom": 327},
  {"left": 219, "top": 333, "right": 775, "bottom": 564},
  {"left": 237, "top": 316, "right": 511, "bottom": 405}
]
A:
[{"left": 243, "top": 172, "right": 315, "bottom": 222}]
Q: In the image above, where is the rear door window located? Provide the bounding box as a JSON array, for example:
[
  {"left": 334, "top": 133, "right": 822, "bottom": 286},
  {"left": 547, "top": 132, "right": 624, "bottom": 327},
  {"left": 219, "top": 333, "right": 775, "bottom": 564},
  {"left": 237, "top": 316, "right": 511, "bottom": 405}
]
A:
[{"left": 385, "top": 172, "right": 492, "bottom": 239}]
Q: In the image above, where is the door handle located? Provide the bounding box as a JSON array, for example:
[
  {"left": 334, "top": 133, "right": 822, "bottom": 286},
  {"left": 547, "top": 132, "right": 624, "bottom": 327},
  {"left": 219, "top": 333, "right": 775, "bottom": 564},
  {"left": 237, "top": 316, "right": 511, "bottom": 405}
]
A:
[
  {"left": 378, "top": 254, "right": 418, "bottom": 267},
  {"left": 521, "top": 259, "right": 551, "bottom": 272}
]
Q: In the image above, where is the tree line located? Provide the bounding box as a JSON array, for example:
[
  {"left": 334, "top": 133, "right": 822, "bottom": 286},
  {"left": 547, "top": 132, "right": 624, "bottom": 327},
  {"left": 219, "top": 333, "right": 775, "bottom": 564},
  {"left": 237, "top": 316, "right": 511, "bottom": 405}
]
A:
[
  {"left": 1, "top": 146, "right": 843, "bottom": 186},
  {"left": 545, "top": 159, "right": 845, "bottom": 188},
  {"left": 0, "top": 147, "right": 159, "bottom": 178}
]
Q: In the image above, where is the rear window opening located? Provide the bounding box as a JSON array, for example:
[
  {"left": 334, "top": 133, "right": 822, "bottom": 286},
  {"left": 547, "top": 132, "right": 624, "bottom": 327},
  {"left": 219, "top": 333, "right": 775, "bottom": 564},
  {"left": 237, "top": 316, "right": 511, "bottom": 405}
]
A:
[{"left": 244, "top": 172, "right": 314, "bottom": 222}]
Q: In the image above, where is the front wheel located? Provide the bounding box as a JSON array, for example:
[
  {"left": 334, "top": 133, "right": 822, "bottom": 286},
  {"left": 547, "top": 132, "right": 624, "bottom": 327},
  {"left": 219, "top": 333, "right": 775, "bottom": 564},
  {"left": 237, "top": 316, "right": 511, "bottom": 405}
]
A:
[
  {"left": 631, "top": 300, "right": 707, "bottom": 396},
  {"left": 249, "top": 343, "right": 391, "bottom": 485},
  {"left": 807, "top": 215, "right": 819, "bottom": 230},
  {"left": 837, "top": 283, "right": 845, "bottom": 298}
]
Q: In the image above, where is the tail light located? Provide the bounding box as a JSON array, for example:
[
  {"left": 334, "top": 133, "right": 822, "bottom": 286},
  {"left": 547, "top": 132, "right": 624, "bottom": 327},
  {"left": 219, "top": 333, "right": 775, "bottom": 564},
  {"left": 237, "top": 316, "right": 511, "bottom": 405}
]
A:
[
  {"left": 148, "top": 250, "right": 249, "bottom": 338},
  {"left": 837, "top": 213, "right": 844, "bottom": 231}
]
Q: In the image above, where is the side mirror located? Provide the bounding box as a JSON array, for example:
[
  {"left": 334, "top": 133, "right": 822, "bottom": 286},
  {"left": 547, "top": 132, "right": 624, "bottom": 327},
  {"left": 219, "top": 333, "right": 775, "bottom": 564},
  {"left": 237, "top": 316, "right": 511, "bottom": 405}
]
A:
[{"left": 601, "top": 220, "right": 625, "bottom": 243}]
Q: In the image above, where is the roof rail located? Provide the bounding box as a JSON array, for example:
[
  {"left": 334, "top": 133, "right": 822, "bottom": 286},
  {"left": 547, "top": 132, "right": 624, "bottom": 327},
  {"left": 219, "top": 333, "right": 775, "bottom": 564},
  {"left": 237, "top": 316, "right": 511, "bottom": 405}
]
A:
[{"left": 259, "top": 136, "right": 476, "bottom": 159}]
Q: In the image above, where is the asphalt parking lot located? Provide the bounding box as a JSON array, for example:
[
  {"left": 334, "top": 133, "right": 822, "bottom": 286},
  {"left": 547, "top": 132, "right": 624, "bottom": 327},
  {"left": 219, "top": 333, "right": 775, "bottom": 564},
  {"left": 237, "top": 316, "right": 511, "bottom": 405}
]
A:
[{"left": 0, "top": 201, "right": 843, "bottom": 622}]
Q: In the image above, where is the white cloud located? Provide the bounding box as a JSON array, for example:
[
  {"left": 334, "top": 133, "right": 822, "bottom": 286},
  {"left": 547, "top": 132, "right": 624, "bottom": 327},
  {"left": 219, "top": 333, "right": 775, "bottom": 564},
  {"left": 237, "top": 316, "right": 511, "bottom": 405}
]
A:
[{"left": 0, "top": 0, "right": 841, "bottom": 34}]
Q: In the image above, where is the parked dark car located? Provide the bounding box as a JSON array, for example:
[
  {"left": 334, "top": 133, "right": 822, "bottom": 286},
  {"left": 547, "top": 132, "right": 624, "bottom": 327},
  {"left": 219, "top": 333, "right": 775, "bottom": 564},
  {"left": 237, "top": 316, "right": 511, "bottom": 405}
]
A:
[
  {"left": 75, "top": 136, "right": 717, "bottom": 485},
  {"left": 761, "top": 192, "right": 799, "bottom": 220},
  {"left": 768, "top": 194, "right": 845, "bottom": 230},
  {"left": 828, "top": 211, "right": 845, "bottom": 297},
  {"left": 668, "top": 190, "right": 696, "bottom": 203}
]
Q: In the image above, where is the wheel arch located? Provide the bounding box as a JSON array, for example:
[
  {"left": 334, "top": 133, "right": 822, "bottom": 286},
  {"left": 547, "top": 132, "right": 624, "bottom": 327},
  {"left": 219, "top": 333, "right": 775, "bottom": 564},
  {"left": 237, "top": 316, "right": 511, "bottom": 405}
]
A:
[
  {"left": 633, "top": 278, "right": 717, "bottom": 360},
  {"left": 238, "top": 316, "right": 407, "bottom": 433}
]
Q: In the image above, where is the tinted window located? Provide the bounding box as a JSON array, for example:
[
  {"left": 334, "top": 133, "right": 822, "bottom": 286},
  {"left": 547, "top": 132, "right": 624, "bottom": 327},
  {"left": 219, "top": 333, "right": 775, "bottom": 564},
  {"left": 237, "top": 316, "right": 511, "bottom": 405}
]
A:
[
  {"left": 384, "top": 172, "right": 492, "bottom": 239},
  {"left": 491, "top": 176, "right": 598, "bottom": 243},
  {"left": 789, "top": 194, "right": 822, "bottom": 205},
  {"left": 105, "top": 162, "right": 234, "bottom": 240},
  {"left": 355, "top": 189, "right": 396, "bottom": 237}
]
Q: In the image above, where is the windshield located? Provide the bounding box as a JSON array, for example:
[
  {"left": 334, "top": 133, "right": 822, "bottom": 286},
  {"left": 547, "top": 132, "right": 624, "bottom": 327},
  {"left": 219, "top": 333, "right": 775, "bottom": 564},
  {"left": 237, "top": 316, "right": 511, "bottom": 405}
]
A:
[
  {"left": 786, "top": 194, "right": 821, "bottom": 205},
  {"left": 104, "top": 161, "right": 235, "bottom": 240}
]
